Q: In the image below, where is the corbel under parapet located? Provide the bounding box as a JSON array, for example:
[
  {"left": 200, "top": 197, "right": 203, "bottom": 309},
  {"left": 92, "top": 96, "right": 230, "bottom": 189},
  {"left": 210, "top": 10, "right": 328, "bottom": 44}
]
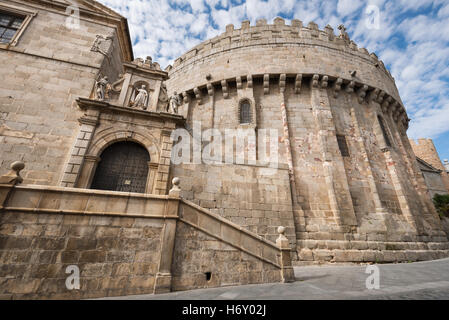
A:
[
  {"left": 263, "top": 74, "right": 269, "bottom": 94},
  {"left": 377, "top": 90, "right": 385, "bottom": 104},
  {"left": 193, "top": 87, "right": 202, "bottom": 105},
  {"left": 311, "top": 74, "right": 319, "bottom": 88},
  {"left": 247, "top": 75, "right": 253, "bottom": 88},
  {"left": 279, "top": 74, "right": 286, "bottom": 93},
  {"left": 207, "top": 83, "right": 214, "bottom": 96},
  {"left": 236, "top": 76, "right": 243, "bottom": 90},
  {"left": 295, "top": 74, "right": 302, "bottom": 94},
  {"left": 357, "top": 85, "right": 368, "bottom": 104},
  {"left": 345, "top": 80, "right": 355, "bottom": 93},
  {"left": 320, "top": 76, "right": 328, "bottom": 88},
  {"left": 333, "top": 78, "right": 343, "bottom": 98},
  {"left": 221, "top": 80, "right": 229, "bottom": 99}
]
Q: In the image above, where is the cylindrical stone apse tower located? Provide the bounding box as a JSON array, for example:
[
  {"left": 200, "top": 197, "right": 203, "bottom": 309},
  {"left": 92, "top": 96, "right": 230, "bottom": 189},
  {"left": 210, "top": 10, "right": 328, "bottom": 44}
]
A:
[{"left": 166, "top": 18, "right": 449, "bottom": 263}]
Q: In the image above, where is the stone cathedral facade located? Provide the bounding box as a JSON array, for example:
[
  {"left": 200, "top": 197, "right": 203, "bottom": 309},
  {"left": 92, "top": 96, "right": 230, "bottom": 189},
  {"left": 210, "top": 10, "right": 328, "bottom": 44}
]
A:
[{"left": 0, "top": 0, "right": 448, "bottom": 299}]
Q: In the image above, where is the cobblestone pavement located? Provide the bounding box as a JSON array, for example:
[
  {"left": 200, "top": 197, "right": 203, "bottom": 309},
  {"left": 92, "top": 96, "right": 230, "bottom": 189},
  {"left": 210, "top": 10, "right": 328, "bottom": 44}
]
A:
[{"left": 98, "top": 258, "right": 449, "bottom": 300}]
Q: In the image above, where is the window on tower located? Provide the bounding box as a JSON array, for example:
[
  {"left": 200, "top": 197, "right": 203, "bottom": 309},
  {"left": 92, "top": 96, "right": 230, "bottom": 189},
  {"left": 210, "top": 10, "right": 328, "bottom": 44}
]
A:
[{"left": 239, "top": 100, "right": 251, "bottom": 124}]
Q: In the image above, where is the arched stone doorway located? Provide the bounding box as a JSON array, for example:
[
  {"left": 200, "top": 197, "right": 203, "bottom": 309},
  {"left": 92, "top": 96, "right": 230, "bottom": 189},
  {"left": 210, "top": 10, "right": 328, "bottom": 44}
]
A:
[{"left": 90, "top": 141, "right": 150, "bottom": 193}]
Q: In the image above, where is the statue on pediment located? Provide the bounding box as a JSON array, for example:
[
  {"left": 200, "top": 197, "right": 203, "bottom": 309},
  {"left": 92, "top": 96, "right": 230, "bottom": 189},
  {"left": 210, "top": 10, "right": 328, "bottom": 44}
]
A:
[
  {"left": 95, "top": 75, "right": 110, "bottom": 101},
  {"left": 338, "top": 25, "right": 350, "bottom": 42},
  {"left": 168, "top": 92, "right": 181, "bottom": 114},
  {"left": 132, "top": 85, "right": 149, "bottom": 110}
]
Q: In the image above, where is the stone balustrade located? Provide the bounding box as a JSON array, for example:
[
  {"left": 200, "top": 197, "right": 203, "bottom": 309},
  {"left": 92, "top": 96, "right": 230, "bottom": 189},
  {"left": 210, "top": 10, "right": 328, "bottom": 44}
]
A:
[{"left": 0, "top": 166, "right": 294, "bottom": 299}]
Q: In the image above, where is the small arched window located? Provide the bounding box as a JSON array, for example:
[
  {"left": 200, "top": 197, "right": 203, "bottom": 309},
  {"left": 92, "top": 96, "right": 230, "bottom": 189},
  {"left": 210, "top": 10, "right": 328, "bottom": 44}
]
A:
[
  {"left": 378, "top": 115, "right": 392, "bottom": 147},
  {"left": 239, "top": 100, "right": 251, "bottom": 124}
]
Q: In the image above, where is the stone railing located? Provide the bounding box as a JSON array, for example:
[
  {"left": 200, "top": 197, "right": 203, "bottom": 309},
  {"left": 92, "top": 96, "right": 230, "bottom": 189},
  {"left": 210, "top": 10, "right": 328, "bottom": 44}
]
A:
[{"left": 0, "top": 162, "right": 294, "bottom": 299}]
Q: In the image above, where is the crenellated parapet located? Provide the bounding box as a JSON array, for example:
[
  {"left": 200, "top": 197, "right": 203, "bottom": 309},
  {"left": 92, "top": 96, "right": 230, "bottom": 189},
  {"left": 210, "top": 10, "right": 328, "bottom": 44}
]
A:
[
  {"left": 166, "top": 18, "right": 408, "bottom": 129},
  {"left": 167, "top": 18, "right": 394, "bottom": 83}
]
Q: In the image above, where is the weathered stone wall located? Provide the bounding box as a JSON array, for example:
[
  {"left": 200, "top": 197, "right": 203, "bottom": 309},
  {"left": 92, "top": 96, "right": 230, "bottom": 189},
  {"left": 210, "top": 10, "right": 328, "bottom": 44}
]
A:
[
  {"left": 172, "top": 221, "right": 281, "bottom": 291},
  {"left": 420, "top": 168, "right": 448, "bottom": 198},
  {"left": 166, "top": 20, "right": 449, "bottom": 263},
  {"left": 0, "top": 182, "right": 289, "bottom": 299},
  {"left": 171, "top": 163, "right": 295, "bottom": 246},
  {"left": 410, "top": 138, "right": 449, "bottom": 193},
  {"left": 0, "top": 1, "right": 122, "bottom": 186},
  {"left": 0, "top": 210, "right": 162, "bottom": 299}
]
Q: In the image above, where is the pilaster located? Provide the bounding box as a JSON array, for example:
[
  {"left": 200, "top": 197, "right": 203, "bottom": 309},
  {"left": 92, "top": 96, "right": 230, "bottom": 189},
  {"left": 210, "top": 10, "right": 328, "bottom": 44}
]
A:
[
  {"left": 310, "top": 75, "right": 358, "bottom": 229},
  {"left": 60, "top": 109, "right": 100, "bottom": 187}
]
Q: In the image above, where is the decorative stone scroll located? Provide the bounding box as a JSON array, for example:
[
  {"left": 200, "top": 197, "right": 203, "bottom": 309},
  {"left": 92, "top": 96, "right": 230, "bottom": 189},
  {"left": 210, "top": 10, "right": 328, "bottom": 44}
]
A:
[{"left": 91, "top": 35, "right": 113, "bottom": 61}]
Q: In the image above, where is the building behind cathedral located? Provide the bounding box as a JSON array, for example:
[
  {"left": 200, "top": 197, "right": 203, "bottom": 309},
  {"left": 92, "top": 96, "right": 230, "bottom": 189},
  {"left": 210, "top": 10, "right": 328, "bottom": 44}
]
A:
[{"left": 0, "top": 0, "right": 448, "bottom": 299}]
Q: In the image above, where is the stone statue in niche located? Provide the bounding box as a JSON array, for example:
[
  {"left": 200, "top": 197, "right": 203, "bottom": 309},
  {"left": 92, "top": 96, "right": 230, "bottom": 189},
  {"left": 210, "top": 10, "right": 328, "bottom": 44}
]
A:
[
  {"left": 168, "top": 92, "right": 181, "bottom": 114},
  {"left": 131, "top": 85, "right": 149, "bottom": 110},
  {"left": 338, "top": 25, "right": 350, "bottom": 42},
  {"left": 157, "top": 82, "right": 169, "bottom": 111},
  {"left": 94, "top": 75, "right": 110, "bottom": 101}
]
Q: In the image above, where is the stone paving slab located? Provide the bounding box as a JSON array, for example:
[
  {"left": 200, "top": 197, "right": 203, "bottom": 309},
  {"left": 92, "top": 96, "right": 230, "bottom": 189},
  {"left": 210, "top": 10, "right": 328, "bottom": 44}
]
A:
[{"left": 96, "top": 258, "right": 449, "bottom": 300}]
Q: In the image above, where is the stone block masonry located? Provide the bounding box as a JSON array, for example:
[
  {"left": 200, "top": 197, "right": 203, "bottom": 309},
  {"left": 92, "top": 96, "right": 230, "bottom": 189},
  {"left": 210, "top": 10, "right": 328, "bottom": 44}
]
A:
[{"left": 0, "top": 173, "right": 291, "bottom": 299}]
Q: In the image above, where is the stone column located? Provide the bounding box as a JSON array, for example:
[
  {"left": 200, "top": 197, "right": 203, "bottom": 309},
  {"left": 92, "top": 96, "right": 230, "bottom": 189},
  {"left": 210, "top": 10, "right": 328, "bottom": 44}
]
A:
[
  {"left": 279, "top": 74, "right": 301, "bottom": 255},
  {"left": 153, "top": 178, "right": 181, "bottom": 294},
  {"left": 382, "top": 148, "right": 422, "bottom": 233},
  {"left": 117, "top": 73, "right": 132, "bottom": 107},
  {"left": 150, "top": 80, "right": 162, "bottom": 112},
  {"left": 279, "top": 75, "right": 297, "bottom": 203},
  {"left": 76, "top": 155, "right": 100, "bottom": 188},
  {"left": 154, "top": 125, "right": 175, "bottom": 195},
  {"left": 61, "top": 110, "right": 100, "bottom": 188},
  {"left": 146, "top": 162, "right": 158, "bottom": 194},
  {"left": 310, "top": 75, "right": 358, "bottom": 229},
  {"left": 349, "top": 107, "right": 386, "bottom": 215}
]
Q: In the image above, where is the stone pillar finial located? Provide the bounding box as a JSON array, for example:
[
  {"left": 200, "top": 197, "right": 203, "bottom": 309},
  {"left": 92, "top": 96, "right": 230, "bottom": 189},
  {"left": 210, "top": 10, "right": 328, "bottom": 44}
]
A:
[
  {"left": 276, "top": 226, "right": 294, "bottom": 283},
  {"left": 276, "top": 226, "right": 289, "bottom": 249},
  {"left": 0, "top": 161, "right": 25, "bottom": 185},
  {"left": 169, "top": 177, "right": 181, "bottom": 197}
]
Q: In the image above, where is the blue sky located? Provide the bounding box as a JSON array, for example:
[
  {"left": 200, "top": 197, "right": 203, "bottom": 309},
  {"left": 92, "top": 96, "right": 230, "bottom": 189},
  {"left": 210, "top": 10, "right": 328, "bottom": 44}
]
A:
[{"left": 98, "top": 0, "right": 449, "bottom": 162}]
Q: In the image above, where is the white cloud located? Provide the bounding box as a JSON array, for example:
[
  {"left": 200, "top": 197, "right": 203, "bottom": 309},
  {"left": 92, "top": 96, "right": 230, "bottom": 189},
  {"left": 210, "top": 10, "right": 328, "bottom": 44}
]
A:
[
  {"left": 337, "top": 0, "right": 363, "bottom": 17},
  {"left": 97, "top": 0, "right": 449, "bottom": 149}
]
